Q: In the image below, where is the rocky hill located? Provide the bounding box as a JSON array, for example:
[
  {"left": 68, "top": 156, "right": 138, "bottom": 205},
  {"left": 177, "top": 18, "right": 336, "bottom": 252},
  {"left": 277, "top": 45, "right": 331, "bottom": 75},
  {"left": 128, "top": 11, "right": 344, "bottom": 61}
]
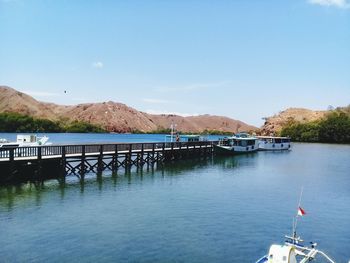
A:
[
  {"left": 0, "top": 86, "right": 256, "bottom": 133},
  {"left": 0, "top": 86, "right": 67, "bottom": 119},
  {"left": 148, "top": 114, "right": 254, "bottom": 134},
  {"left": 260, "top": 108, "right": 327, "bottom": 135}
]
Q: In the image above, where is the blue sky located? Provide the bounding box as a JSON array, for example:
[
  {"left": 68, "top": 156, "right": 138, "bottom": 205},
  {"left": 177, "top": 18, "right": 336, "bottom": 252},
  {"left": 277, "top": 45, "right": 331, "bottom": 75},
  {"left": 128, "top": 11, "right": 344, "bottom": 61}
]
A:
[{"left": 1, "top": 0, "right": 349, "bottom": 126}]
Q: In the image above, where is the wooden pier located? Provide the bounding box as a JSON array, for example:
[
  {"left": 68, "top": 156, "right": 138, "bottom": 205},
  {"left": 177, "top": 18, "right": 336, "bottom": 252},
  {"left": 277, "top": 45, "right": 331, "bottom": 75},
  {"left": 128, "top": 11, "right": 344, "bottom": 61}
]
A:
[{"left": 0, "top": 141, "right": 217, "bottom": 184}]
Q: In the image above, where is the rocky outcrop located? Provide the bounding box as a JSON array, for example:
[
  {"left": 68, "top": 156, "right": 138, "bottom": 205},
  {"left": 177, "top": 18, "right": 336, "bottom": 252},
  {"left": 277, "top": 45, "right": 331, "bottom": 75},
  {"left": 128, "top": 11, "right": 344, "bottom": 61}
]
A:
[
  {"left": 260, "top": 108, "right": 327, "bottom": 135},
  {"left": 0, "top": 86, "right": 256, "bottom": 133},
  {"left": 148, "top": 114, "right": 256, "bottom": 133}
]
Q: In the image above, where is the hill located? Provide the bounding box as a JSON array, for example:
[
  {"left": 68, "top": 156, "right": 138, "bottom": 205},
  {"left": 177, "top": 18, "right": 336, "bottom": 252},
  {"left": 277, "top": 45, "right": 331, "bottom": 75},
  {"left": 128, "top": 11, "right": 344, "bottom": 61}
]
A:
[
  {"left": 0, "top": 86, "right": 256, "bottom": 133},
  {"left": 260, "top": 108, "right": 327, "bottom": 135}
]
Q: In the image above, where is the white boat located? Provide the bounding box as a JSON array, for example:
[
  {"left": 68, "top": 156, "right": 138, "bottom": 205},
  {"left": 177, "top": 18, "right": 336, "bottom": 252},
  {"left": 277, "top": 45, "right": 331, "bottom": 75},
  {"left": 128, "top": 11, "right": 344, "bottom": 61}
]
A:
[
  {"left": 256, "top": 233, "right": 335, "bottom": 263},
  {"left": 257, "top": 136, "right": 291, "bottom": 151},
  {"left": 256, "top": 191, "right": 336, "bottom": 263},
  {"left": 0, "top": 134, "right": 51, "bottom": 148},
  {"left": 214, "top": 133, "right": 259, "bottom": 154}
]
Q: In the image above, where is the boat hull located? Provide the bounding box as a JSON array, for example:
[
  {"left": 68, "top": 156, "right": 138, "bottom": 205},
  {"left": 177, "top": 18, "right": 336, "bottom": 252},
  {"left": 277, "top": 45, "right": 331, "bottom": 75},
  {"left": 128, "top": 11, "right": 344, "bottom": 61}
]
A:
[
  {"left": 258, "top": 142, "right": 291, "bottom": 151},
  {"left": 214, "top": 144, "right": 259, "bottom": 155}
]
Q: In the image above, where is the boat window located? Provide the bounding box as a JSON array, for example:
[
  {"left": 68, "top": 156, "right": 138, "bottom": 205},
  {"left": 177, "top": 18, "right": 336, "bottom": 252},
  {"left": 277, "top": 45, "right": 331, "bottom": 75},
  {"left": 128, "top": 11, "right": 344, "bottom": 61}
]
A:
[
  {"left": 247, "top": 140, "right": 256, "bottom": 146},
  {"left": 275, "top": 138, "right": 282, "bottom": 143},
  {"left": 220, "top": 138, "right": 231, "bottom": 146},
  {"left": 240, "top": 140, "right": 247, "bottom": 147},
  {"left": 282, "top": 138, "right": 290, "bottom": 143}
]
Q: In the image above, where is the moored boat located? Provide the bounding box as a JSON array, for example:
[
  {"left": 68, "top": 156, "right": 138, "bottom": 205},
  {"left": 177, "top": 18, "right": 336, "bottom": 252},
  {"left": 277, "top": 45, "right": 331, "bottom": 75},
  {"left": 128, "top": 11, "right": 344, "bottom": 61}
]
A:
[
  {"left": 257, "top": 136, "right": 291, "bottom": 151},
  {"left": 0, "top": 134, "right": 51, "bottom": 148},
  {"left": 214, "top": 133, "right": 259, "bottom": 155}
]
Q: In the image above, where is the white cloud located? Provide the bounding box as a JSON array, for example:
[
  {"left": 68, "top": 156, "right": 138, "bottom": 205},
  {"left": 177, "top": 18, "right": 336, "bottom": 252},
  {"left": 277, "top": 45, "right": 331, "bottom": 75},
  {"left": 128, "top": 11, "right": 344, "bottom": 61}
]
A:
[
  {"left": 308, "top": 0, "right": 350, "bottom": 8},
  {"left": 146, "top": 109, "right": 199, "bottom": 117},
  {"left": 21, "top": 90, "right": 61, "bottom": 97},
  {"left": 142, "top": 98, "right": 173, "bottom": 104},
  {"left": 92, "top": 61, "right": 104, "bottom": 68}
]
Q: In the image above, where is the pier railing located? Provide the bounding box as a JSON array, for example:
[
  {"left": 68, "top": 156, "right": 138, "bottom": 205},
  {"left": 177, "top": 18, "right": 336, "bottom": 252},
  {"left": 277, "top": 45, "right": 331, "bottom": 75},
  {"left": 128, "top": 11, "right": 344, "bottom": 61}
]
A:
[
  {"left": 0, "top": 141, "right": 219, "bottom": 183},
  {"left": 0, "top": 141, "right": 218, "bottom": 161}
]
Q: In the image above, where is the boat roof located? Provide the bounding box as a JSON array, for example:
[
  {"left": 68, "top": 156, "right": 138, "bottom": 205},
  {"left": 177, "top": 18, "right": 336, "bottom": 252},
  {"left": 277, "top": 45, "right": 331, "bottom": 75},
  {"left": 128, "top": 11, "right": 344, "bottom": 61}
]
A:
[
  {"left": 165, "top": 134, "right": 202, "bottom": 138},
  {"left": 256, "top": 136, "right": 290, "bottom": 139},
  {"left": 225, "top": 136, "right": 257, "bottom": 140}
]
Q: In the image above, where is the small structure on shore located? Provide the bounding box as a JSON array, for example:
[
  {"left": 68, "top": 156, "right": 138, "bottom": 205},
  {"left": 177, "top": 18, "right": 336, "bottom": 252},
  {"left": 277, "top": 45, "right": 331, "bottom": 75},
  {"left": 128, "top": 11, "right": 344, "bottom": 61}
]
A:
[{"left": 165, "top": 134, "right": 208, "bottom": 143}]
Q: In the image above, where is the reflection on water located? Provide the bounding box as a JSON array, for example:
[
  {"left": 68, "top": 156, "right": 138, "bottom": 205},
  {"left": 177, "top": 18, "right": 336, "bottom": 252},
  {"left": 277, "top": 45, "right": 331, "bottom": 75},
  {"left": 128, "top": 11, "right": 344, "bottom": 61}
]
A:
[
  {"left": 1, "top": 144, "right": 350, "bottom": 263},
  {"left": 0, "top": 155, "right": 259, "bottom": 213}
]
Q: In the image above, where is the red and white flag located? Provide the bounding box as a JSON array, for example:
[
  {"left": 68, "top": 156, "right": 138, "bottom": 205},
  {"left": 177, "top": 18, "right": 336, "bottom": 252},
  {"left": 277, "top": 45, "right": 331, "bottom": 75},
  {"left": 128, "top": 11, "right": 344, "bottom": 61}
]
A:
[{"left": 298, "top": 206, "right": 306, "bottom": 216}]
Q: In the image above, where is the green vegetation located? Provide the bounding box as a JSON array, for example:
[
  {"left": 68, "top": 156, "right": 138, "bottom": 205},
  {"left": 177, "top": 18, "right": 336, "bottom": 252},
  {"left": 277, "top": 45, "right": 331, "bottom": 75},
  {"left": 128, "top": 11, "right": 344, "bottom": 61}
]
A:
[
  {"left": 131, "top": 127, "right": 172, "bottom": 134},
  {"left": 149, "top": 127, "right": 172, "bottom": 134},
  {"left": 0, "top": 112, "right": 106, "bottom": 133},
  {"left": 280, "top": 107, "right": 350, "bottom": 144},
  {"left": 130, "top": 127, "right": 235, "bottom": 135},
  {"left": 63, "top": 121, "right": 105, "bottom": 133},
  {"left": 200, "top": 129, "right": 233, "bottom": 135}
]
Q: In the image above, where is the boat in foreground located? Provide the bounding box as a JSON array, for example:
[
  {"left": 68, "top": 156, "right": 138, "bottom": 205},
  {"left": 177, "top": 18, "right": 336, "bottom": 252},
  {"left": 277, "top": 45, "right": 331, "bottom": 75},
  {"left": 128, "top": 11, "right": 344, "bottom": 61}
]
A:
[
  {"left": 214, "top": 133, "right": 258, "bottom": 155},
  {"left": 256, "top": 192, "right": 336, "bottom": 263},
  {"left": 257, "top": 136, "right": 291, "bottom": 151},
  {"left": 256, "top": 234, "right": 335, "bottom": 263}
]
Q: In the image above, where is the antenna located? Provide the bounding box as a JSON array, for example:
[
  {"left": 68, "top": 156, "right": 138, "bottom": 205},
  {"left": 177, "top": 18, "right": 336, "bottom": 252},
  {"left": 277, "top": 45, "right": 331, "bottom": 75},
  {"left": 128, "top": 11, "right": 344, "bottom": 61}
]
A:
[{"left": 170, "top": 121, "right": 177, "bottom": 143}]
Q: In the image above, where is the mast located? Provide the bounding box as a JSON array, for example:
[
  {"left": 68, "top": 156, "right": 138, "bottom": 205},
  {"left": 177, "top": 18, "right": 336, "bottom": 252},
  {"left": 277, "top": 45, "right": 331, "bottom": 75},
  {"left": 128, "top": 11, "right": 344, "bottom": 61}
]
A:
[{"left": 293, "top": 186, "right": 304, "bottom": 239}]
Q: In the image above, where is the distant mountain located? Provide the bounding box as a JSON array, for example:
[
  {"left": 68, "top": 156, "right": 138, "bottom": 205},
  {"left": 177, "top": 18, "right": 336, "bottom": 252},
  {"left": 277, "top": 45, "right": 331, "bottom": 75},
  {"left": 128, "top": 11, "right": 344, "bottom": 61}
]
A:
[
  {"left": 0, "top": 86, "right": 68, "bottom": 119},
  {"left": 0, "top": 86, "right": 256, "bottom": 133}
]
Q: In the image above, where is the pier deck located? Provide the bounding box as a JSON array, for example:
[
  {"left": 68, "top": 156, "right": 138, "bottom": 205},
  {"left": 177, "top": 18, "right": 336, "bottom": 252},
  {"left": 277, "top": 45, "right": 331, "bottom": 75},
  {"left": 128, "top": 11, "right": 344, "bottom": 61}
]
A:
[{"left": 0, "top": 141, "right": 217, "bottom": 183}]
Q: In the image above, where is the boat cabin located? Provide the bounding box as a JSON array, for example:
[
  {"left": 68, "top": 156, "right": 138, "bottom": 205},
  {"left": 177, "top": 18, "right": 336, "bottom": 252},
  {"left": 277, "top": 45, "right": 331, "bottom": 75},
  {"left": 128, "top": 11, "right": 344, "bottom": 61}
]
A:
[
  {"left": 16, "top": 135, "right": 38, "bottom": 143},
  {"left": 219, "top": 137, "right": 257, "bottom": 147},
  {"left": 267, "top": 245, "right": 297, "bottom": 263},
  {"left": 257, "top": 136, "right": 291, "bottom": 151},
  {"left": 257, "top": 136, "right": 291, "bottom": 144}
]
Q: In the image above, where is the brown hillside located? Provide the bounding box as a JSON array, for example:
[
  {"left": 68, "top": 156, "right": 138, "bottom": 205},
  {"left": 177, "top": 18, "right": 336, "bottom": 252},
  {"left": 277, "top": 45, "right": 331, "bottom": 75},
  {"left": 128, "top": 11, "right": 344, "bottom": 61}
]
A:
[
  {"left": 0, "top": 86, "right": 256, "bottom": 133},
  {"left": 260, "top": 108, "right": 327, "bottom": 135},
  {"left": 148, "top": 114, "right": 256, "bottom": 133},
  {"left": 62, "top": 102, "right": 158, "bottom": 133},
  {"left": 0, "top": 86, "right": 67, "bottom": 119}
]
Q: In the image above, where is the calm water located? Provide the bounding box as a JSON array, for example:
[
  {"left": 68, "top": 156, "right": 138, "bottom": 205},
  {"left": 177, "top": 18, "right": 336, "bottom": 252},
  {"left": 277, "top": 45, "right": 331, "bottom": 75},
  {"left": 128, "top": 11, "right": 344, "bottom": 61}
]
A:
[{"left": 0, "top": 134, "right": 349, "bottom": 262}]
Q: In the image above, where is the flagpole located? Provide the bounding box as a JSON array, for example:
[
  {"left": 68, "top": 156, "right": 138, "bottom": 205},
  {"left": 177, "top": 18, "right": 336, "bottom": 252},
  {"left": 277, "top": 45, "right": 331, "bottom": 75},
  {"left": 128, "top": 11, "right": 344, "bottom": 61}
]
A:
[{"left": 293, "top": 186, "right": 304, "bottom": 238}]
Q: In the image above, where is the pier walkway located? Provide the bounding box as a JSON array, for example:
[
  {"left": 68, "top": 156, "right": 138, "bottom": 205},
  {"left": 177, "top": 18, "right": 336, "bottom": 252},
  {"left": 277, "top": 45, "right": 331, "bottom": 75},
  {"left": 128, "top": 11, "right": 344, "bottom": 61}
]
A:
[{"left": 0, "top": 141, "right": 218, "bottom": 183}]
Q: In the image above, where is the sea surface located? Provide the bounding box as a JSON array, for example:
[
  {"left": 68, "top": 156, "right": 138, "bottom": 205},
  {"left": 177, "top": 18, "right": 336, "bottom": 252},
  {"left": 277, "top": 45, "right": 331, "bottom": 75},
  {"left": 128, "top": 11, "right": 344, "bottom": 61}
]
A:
[{"left": 0, "top": 133, "right": 349, "bottom": 262}]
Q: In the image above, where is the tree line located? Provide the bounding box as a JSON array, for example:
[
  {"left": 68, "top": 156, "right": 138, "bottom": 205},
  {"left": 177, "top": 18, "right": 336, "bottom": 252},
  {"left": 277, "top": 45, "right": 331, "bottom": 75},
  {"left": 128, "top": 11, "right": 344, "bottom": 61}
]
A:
[
  {"left": 280, "top": 107, "right": 350, "bottom": 143},
  {"left": 0, "top": 112, "right": 106, "bottom": 133}
]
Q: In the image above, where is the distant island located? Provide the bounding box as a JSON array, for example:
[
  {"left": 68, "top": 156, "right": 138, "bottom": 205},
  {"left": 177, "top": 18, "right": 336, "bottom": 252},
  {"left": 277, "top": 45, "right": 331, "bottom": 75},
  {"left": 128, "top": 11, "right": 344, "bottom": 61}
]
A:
[
  {"left": 0, "top": 86, "right": 256, "bottom": 134},
  {"left": 261, "top": 107, "right": 350, "bottom": 144},
  {"left": 0, "top": 111, "right": 235, "bottom": 135},
  {"left": 1, "top": 86, "right": 349, "bottom": 143}
]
